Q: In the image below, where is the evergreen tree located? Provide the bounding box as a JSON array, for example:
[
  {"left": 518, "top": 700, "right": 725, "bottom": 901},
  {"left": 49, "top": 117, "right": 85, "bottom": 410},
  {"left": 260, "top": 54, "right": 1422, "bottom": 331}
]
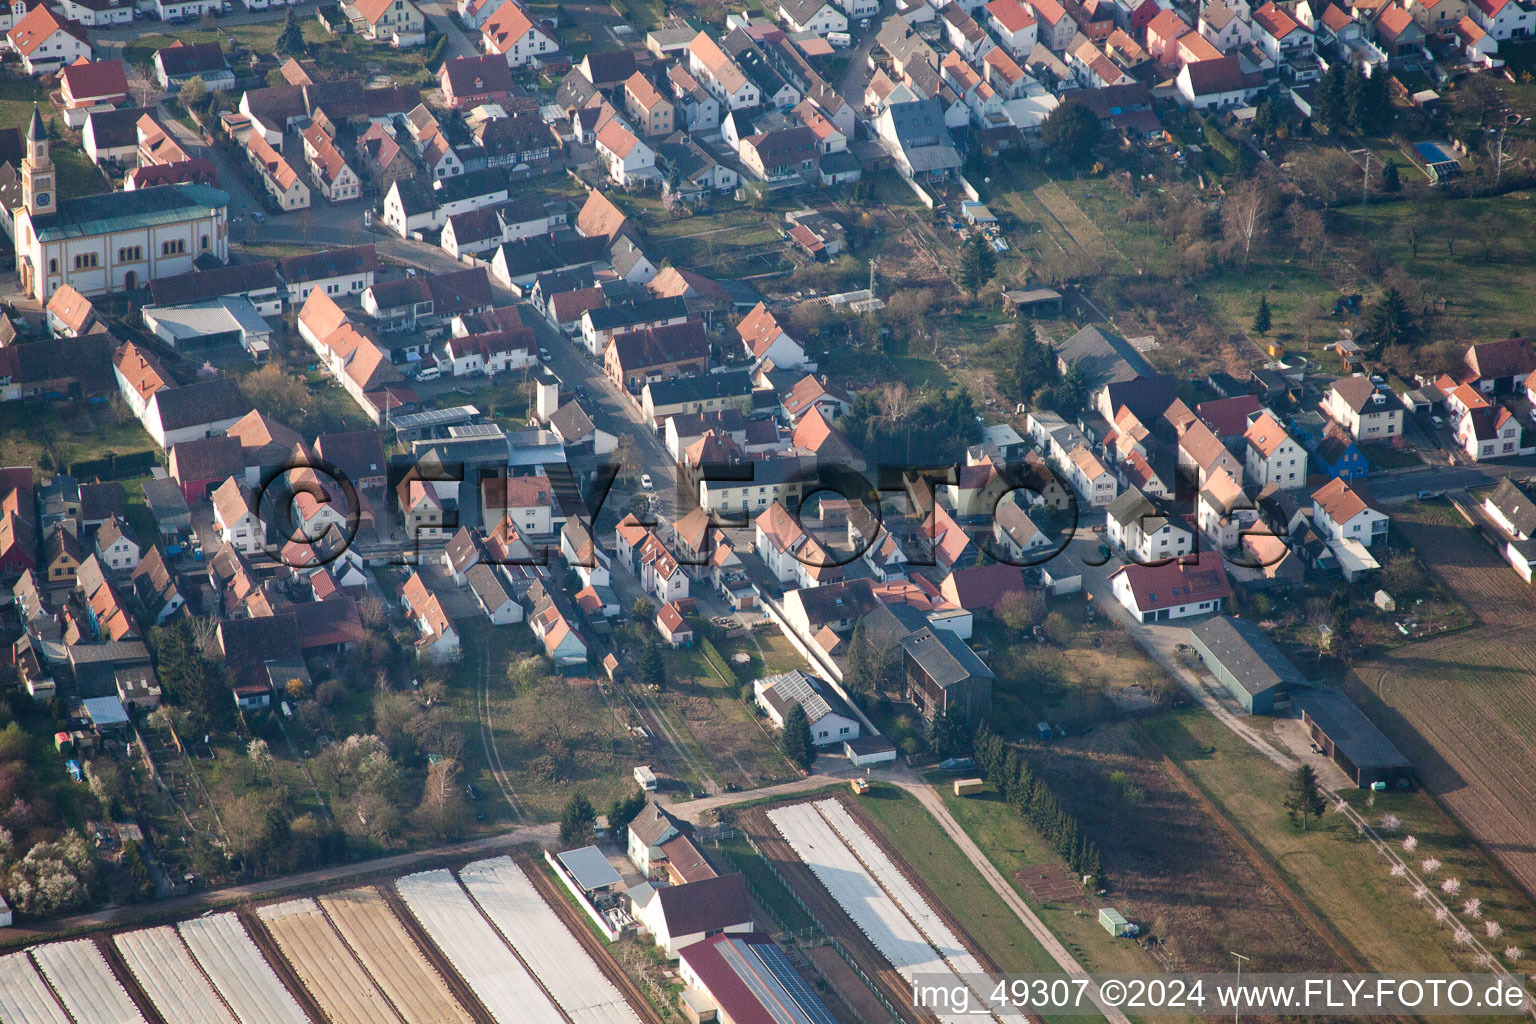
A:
[
  {"left": 1252, "top": 295, "right": 1272, "bottom": 336},
  {"left": 781, "top": 703, "right": 816, "bottom": 769},
  {"left": 1252, "top": 99, "right": 1276, "bottom": 140},
  {"left": 1048, "top": 363, "right": 1088, "bottom": 418},
  {"left": 559, "top": 792, "right": 597, "bottom": 846},
  {"left": 929, "top": 704, "right": 971, "bottom": 759},
  {"left": 638, "top": 641, "right": 666, "bottom": 691},
  {"left": 606, "top": 788, "right": 648, "bottom": 837},
  {"left": 1315, "top": 62, "right": 1349, "bottom": 132},
  {"left": 276, "top": 9, "right": 306, "bottom": 56},
  {"left": 958, "top": 235, "right": 996, "bottom": 295},
  {"left": 1284, "top": 764, "right": 1327, "bottom": 829},
  {"left": 1360, "top": 287, "right": 1418, "bottom": 358},
  {"left": 1009, "top": 319, "right": 1056, "bottom": 404},
  {"left": 1381, "top": 160, "right": 1401, "bottom": 193},
  {"left": 1348, "top": 66, "right": 1391, "bottom": 135},
  {"left": 1040, "top": 99, "right": 1101, "bottom": 167}
]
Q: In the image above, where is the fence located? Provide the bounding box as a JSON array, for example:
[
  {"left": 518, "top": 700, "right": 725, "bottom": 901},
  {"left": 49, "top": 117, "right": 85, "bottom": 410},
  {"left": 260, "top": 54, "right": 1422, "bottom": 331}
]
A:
[{"left": 714, "top": 830, "right": 908, "bottom": 1024}]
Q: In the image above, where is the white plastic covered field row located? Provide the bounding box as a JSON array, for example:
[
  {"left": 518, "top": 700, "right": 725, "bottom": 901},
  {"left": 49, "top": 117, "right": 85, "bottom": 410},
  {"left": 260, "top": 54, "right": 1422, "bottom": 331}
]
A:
[
  {"left": 394, "top": 869, "right": 565, "bottom": 1024},
  {"left": 0, "top": 950, "right": 73, "bottom": 1024},
  {"left": 766, "top": 802, "right": 1001, "bottom": 1024},
  {"left": 179, "top": 912, "right": 311, "bottom": 1024},
  {"left": 31, "top": 938, "right": 149, "bottom": 1024},
  {"left": 458, "top": 857, "right": 643, "bottom": 1024},
  {"left": 115, "top": 925, "right": 239, "bottom": 1024}
]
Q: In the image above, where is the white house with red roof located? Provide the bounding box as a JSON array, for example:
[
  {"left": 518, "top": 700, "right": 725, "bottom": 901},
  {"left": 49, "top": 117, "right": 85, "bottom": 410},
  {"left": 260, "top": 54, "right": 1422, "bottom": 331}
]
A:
[
  {"left": 57, "top": 0, "right": 135, "bottom": 27},
  {"left": 1243, "top": 411, "right": 1307, "bottom": 489},
  {"left": 59, "top": 59, "right": 129, "bottom": 127},
  {"left": 986, "top": 0, "right": 1039, "bottom": 53},
  {"left": 1026, "top": 0, "right": 1078, "bottom": 49},
  {"left": 737, "top": 302, "right": 807, "bottom": 370},
  {"left": 1468, "top": 0, "right": 1534, "bottom": 37},
  {"left": 595, "top": 119, "right": 658, "bottom": 186},
  {"left": 8, "top": 6, "right": 91, "bottom": 75},
  {"left": 1109, "top": 552, "right": 1232, "bottom": 623},
  {"left": 345, "top": 0, "right": 427, "bottom": 44},
  {"left": 1311, "top": 477, "right": 1388, "bottom": 548},
  {"left": 480, "top": 1, "right": 559, "bottom": 65},
  {"left": 1251, "top": 0, "right": 1315, "bottom": 58},
  {"left": 1455, "top": 405, "right": 1523, "bottom": 461}
]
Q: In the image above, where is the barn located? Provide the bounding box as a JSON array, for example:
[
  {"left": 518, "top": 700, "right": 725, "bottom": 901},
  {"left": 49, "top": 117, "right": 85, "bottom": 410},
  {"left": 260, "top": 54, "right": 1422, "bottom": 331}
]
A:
[
  {"left": 1188, "top": 615, "right": 1309, "bottom": 714},
  {"left": 1295, "top": 687, "right": 1413, "bottom": 789}
]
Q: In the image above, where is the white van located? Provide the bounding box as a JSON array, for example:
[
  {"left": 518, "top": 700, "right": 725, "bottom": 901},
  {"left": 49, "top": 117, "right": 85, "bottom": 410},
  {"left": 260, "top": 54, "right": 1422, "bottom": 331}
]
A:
[{"left": 416, "top": 365, "right": 441, "bottom": 382}]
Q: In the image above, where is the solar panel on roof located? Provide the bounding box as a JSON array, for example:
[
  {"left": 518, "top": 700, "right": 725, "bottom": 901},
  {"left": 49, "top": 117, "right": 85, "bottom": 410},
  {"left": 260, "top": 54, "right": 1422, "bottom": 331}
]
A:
[
  {"left": 448, "top": 422, "right": 504, "bottom": 438},
  {"left": 771, "top": 672, "right": 832, "bottom": 724},
  {"left": 391, "top": 405, "right": 482, "bottom": 430},
  {"left": 746, "top": 941, "right": 841, "bottom": 1024}
]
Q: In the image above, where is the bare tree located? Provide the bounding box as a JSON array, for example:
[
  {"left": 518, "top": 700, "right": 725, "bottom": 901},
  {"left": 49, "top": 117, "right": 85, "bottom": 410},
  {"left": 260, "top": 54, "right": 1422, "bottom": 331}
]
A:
[
  {"left": 1223, "top": 180, "right": 1270, "bottom": 273},
  {"left": 878, "top": 382, "right": 909, "bottom": 421},
  {"left": 1288, "top": 202, "right": 1327, "bottom": 269}
]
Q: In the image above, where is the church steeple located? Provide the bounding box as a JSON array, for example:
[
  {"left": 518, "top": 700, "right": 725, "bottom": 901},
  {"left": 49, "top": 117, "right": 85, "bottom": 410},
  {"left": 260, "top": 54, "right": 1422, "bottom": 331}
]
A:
[{"left": 22, "top": 105, "right": 55, "bottom": 218}]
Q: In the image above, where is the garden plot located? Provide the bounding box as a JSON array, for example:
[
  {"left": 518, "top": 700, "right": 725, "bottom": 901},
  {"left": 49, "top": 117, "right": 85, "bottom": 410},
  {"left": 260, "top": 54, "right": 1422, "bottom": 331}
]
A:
[
  {"left": 257, "top": 899, "right": 404, "bottom": 1024},
  {"left": 318, "top": 888, "right": 475, "bottom": 1024},
  {"left": 395, "top": 869, "right": 566, "bottom": 1024},
  {"left": 767, "top": 802, "right": 998, "bottom": 1024},
  {"left": 812, "top": 799, "right": 989, "bottom": 977},
  {"left": 30, "top": 939, "right": 149, "bottom": 1024},
  {"left": 459, "top": 857, "right": 643, "bottom": 1024},
  {"left": 179, "top": 913, "right": 310, "bottom": 1024},
  {"left": 115, "top": 926, "right": 240, "bottom": 1024},
  {"left": 0, "top": 951, "right": 73, "bottom": 1024}
]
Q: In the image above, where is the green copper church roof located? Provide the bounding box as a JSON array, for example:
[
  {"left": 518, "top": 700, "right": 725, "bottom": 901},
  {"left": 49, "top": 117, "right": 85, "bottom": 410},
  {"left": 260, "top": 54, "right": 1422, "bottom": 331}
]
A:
[{"left": 32, "top": 183, "right": 229, "bottom": 243}]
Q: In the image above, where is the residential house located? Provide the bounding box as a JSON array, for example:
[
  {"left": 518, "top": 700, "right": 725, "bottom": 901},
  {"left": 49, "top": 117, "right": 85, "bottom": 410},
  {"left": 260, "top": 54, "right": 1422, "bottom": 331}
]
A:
[
  {"left": 8, "top": 6, "right": 91, "bottom": 76},
  {"left": 245, "top": 132, "right": 310, "bottom": 211},
  {"left": 688, "top": 31, "right": 761, "bottom": 109},
  {"left": 595, "top": 119, "right": 658, "bottom": 187},
  {"left": 1176, "top": 55, "right": 1263, "bottom": 107},
  {"left": 1109, "top": 552, "right": 1232, "bottom": 623},
  {"left": 737, "top": 303, "right": 807, "bottom": 370},
  {"left": 754, "top": 670, "right": 859, "bottom": 744},
  {"left": 1468, "top": 0, "right": 1535, "bottom": 38},
  {"left": 624, "top": 72, "right": 676, "bottom": 136},
  {"left": 987, "top": 0, "right": 1040, "bottom": 52},
  {"left": 400, "top": 571, "right": 460, "bottom": 662},
  {"left": 780, "top": 0, "right": 848, "bottom": 33},
  {"left": 211, "top": 477, "right": 266, "bottom": 555},
  {"left": 1106, "top": 486, "right": 1193, "bottom": 563},
  {"left": 1311, "top": 477, "right": 1388, "bottom": 548},
  {"left": 1456, "top": 405, "right": 1522, "bottom": 461},
  {"left": 94, "top": 517, "right": 140, "bottom": 572},
  {"left": 59, "top": 59, "right": 128, "bottom": 127},
  {"left": 1323, "top": 376, "right": 1402, "bottom": 443},
  {"left": 299, "top": 124, "right": 362, "bottom": 203},
  {"left": 1199, "top": 2, "right": 1252, "bottom": 49},
  {"left": 348, "top": 0, "right": 427, "bottom": 44},
  {"left": 1483, "top": 476, "right": 1536, "bottom": 582},
  {"left": 480, "top": 1, "right": 559, "bottom": 66},
  {"left": 1244, "top": 411, "right": 1307, "bottom": 488},
  {"left": 901, "top": 626, "right": 993, "bottom": 724},
  {"left": 439, "top": 54, "right": 516, "bottom": 109},
  {"left": 739, "top": 126, "right": 820, "bottom": 182},
  {"left": 153, "top": 41, "right": 231, "bottom": 93}
]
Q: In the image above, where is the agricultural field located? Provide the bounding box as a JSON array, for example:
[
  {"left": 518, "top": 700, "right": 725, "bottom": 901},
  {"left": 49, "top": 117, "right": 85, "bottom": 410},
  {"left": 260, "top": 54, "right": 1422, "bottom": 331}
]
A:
[
  {"left": 657, "top": 642, "right": 799, "bottom": 790},
  {"left": 179, "top": 913, "right": 312, "bottom": 1024},
  {"left": 30, "top": 939, "right": 149, "bottom": 1024},
  {"left": 1143, "top": 708, "right": 1536, "bottom": 978},
  {"left": 1340, "top": 512, "right": 1536, "bottom": 905},
  {"left": 115, "top": 926, "right": 240, "bottom": 1024},
  {"left": 256, "top": 899, "right": 404, "bottom": 1024},
  {"left": 319, "top": 887, "right": 477, "bottom": 1024}
]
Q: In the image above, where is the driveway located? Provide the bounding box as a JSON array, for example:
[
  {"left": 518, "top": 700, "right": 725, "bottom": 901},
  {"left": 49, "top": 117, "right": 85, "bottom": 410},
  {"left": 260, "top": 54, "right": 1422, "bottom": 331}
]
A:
[{"left": 418, "top": 0, "right": 479, "bottom": 60}]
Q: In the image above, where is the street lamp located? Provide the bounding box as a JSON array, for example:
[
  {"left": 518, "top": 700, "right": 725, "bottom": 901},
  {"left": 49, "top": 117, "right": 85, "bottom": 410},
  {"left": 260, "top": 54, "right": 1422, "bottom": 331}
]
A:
[{"left": 1230, "top": 950, "right": 1250, "bottom": 1024}]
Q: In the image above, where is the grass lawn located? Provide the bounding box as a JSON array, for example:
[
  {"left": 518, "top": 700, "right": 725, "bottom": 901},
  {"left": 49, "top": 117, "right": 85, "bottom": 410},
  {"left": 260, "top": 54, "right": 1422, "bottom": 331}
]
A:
[
  {"left": 0, "top": 399, "right": 156, "bottom": 476},
  {"left": 656, "top": 644, "right": 797, "bottom": 789},
  {"left": 711, "top": 832, "right": 822, "bottom": 935},
  {"left": 54, "top": 145, "right": 110, "bottom": 198},
  {"left": 1141, "top": 709, "right": 1534, "bottom": 977},
  {"left": 1334, "top": 194, "right": 1536, "bottom": 338},
  {"left": 0, "top": 79, "right": 44, "bottom": 135},
  {"left": 437, "top": 620, "right": 641, "bottom": 822},
  {"left": 932, "top": 780, "right": 1192, "bottom": 995},
  {"left": 853, "top": 783, "right": 1071, "bottom": 978}
]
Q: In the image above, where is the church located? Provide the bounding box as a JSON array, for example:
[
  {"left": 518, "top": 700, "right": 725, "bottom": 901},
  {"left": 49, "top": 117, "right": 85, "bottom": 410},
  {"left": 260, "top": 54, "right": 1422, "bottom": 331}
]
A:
[{"left": 12, "top": 106, "right": 230, "bottom": 302}]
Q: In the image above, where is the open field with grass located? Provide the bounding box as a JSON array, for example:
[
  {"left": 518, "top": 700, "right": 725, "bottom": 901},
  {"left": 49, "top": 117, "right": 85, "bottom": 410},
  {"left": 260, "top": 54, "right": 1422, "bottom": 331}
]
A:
[
  {"left": 1334, "top": 194, "right": 1536, "bottom": 340},
  {"left": 440, "top": 620, "right": 641, "bottom": 822},
  {"left": 656, "top": 643, "right": 798, "bottom": 790},
  {"left": 0, "top": 399, "right": 155, "bottom": 476},
  {"left": 1339, "top": 510, "right": 1536, "bottom": 906},
  {"left": 1142, "top": 708, "right": 1536, "bottom": 983}
]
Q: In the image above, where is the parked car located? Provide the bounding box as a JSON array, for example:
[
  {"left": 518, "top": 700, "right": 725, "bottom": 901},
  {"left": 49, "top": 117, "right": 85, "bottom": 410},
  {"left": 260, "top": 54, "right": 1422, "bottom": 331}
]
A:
[
  {"left": 1430, "top": 415, "right": 1445, "bottom": 429},
  {"left": 640, "top": 473, "right": 653, "bottom": 490},
  {"left": 416, "top": 365, "right": 441, "bottom": 382}
]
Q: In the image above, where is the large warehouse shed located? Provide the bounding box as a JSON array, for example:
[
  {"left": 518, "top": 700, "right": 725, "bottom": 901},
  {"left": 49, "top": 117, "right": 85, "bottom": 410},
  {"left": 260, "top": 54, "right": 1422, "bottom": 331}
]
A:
[
  {"left": 1188, "top": 615, "right": 1309, "bottom": 714},
  {"left": 1295, "top": 688, "right": 1413, "bottom": 789}
]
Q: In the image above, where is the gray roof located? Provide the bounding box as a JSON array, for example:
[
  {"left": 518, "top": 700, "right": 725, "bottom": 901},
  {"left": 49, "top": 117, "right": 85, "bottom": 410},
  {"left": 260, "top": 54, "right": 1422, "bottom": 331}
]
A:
[
  {"left": 1294, "top": 687, "right": 1412, "bottom": 771},
  {"left": 153, "top": 378, "right": 245, "bottom": 432},
  {"left": 1054, "top": 325, "right": 1154, "bottom": 389},
  {"left": 644, "top": 370, "right": 754, "bottom": 407},
  {"left": 143, "top": 295, "right": 272, "bottom": 343},
  {"left": 1189, "top": 615, "right": 1308, "bottom": 697},
  {"left": 557, "top": 845, "right": 623, "bottom": 891},
  {"left": 82, "top": 696, "right": 130, "bottom": 728},
  {"left": 1487, "top": 477, "right": 1536, "bottom": 538},
  {"left": 630, "top": 800, "right": 680, "bottom": 847},
  {"left": 900, "top": 626, "right": 994, "bottom": 687}
]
